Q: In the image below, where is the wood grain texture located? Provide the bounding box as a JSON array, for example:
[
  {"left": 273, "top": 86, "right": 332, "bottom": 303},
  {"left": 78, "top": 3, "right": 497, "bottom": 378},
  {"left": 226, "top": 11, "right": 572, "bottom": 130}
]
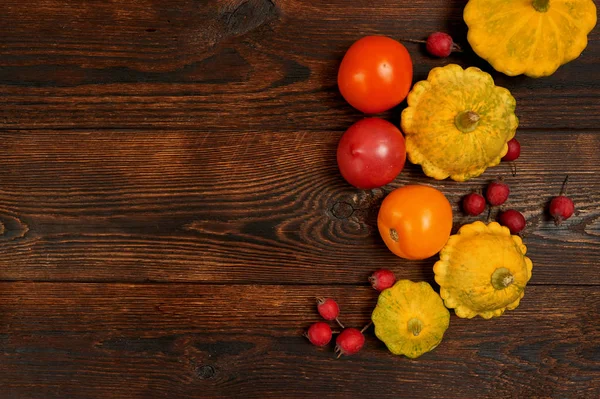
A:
[
  {"left": 1, "top": 129, "right": 599, "bottom": 284},
  {"left": 1, "top": 0, "right": 599, "bottom": 398},
  {"left": 0, "top": 283, "right": 598, "bottom": 399},
  {"left": 1, "top": 0, "right": 599, "bottom": 131}
]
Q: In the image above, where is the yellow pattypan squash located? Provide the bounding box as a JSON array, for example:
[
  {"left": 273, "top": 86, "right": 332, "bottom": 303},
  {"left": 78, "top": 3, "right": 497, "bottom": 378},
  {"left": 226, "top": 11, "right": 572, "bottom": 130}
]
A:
[
  {"left": 464, "top": 0, "right": 597, "bottom": 77},
  {"left": 434, "top": 221, "right": 533, "bottom": 319},
  {"left": 401, "top": 64, "right": 518, "bottom": 182},
  {"left": 372, "top": 280, "right": 450, "bottom": 359}
]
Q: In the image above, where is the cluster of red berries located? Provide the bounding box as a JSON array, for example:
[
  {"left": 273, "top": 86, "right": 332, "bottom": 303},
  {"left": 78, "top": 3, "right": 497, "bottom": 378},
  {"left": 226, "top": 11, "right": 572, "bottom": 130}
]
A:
[
  {"left": 304, "top": 297, "right": 366, "bottom": 358},
  {"left": 462, "top": 177, "right": 523, "bottom": 232},
  {"left": 461, "top": 137, "right": 574, "bottom": 232},
  {"left": 463, "top": 174, "right": 575, "bottom": 234},
  {"left": 304, "top": 269, "right": 397, "bottom": 357}
]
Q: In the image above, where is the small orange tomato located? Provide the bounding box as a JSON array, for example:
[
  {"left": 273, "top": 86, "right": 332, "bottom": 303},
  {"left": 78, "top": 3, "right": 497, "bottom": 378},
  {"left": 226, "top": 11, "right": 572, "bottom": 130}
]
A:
[
  {"left": 377, "top": 185, "right": 452, "bottom": 260},
  {"left": 338, "top": 36, "right": 413, "bottom": 114}
]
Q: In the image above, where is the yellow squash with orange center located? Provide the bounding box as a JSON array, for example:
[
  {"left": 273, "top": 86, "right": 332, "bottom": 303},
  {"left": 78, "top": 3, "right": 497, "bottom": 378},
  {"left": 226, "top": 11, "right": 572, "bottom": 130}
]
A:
[
  {"left": 401, "top": 64, "right": 518, "bottom": 182},
  {"left": 434, "top": 221, "right": 533, "bottom": 319},
  {"left": 372, "top": 280, "right": 450, "bottom": 358},
  {"left": 464, "top": 0, "right": 597, "bottom": 77}
]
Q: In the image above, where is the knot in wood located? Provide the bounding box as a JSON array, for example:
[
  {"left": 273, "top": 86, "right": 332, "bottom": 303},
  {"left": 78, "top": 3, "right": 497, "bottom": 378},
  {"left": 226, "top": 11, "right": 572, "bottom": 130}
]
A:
[
  {"left": 0, "top": 215, "right": 29, "bottom": 240},
  {"left": 196, "top": 364, "right": 216, "bottom": 379},
  {"left": 331, "top": 202, "right": 354, "bottom": 219},
  {"left": 222, "top": 0, "right": 278, "bottom": 37}
]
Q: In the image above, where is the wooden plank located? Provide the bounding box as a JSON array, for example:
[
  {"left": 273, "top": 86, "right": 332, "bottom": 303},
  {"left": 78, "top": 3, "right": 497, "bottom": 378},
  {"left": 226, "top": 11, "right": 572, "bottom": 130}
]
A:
[
  {"left": 0, "top": 129, "right": 599, "bottom": 284},
  {"left": 0, "top": 283, "right": 598, "bottom": 398},
  {"left": 1, "top": 0, "right": 598, "bottom": 131}
]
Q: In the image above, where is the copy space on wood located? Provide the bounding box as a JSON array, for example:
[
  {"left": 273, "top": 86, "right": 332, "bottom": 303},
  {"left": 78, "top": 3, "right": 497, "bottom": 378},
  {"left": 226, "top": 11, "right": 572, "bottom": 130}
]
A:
[
  {"left": 0, "top": 283, "right": 598, "bottom": 399},
  {"left": 0, "top": 0, "right": 598, "bottom": 130},
  {"left": 0, "top": 130, "right": 598, "bottom": 284}
]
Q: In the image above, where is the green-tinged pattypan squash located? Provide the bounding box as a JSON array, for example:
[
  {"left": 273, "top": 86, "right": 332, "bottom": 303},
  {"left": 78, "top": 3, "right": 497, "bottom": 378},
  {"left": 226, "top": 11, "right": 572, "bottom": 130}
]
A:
[
  {"left": 401, "top": 64, "right": 518, "bottom": 182},
  {"left": 372, "top": 280, "right": 450, "bottom": 359},
  {"left": 464, "top": 0, "right": 597, "bottom": 78},
  {"left": 434, "top": 221, "right": 533, "bottom": 319}
]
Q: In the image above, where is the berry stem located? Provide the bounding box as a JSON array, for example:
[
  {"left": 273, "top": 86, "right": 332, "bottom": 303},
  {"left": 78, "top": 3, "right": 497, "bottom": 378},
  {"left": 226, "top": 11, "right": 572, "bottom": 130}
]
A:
[
  {"left": 511, "top": 162, "right": 517, "bottom": 177},
  {"left": 399, "top": 38, "right": 427, "bottom": 44},
  {"left": 400, "top": 38, "right": 462, "bottom": 53},
  {"left": 452, "top": 42, "right": 463, "bottom": 53},
  {"left": 335, "top": 318, "right": 345, "bottom": 329},
  {"left": 554, "top": 216, "right": 563, "bottom": 227},
  {"left": 560, "top": 175, "right": 570, "bottom": 196},
  {"left": 360, "top": 321, "right": 373, "bottom": 334}
]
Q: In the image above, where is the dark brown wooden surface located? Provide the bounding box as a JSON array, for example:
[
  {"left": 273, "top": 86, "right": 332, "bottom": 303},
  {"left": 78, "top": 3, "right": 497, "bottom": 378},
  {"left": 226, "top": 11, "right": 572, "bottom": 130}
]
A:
[
  {"left": 0, "top": 284, "right": 598, "bottom": 399},
  {"left": 1, "top": 130, "right": 599, "bottom": 286},
  {"left": 1, "top": 0, "right": 599, "bottom": 398}
]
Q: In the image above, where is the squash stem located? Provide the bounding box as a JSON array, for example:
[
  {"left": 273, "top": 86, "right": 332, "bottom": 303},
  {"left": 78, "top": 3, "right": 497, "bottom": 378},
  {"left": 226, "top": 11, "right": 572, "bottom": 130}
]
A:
[
  {"left": 407, "top": 318, "right": 423, "bottom": 337},
  {"left": 533, "top": 0, "right": 550, "bottom": 12},
  {"left": 491, "top": 267, "right": 514, "bottom": 290},
  {"left": 454, "top": 111, "right": 480, "bottom": 133}
]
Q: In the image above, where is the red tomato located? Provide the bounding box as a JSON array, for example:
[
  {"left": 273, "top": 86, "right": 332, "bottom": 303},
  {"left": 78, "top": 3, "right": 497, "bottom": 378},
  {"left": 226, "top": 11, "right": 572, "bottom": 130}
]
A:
[
  {"left": 337, "top": 118, "right": 406, "bottom": 189},
  {"left": 338, "top": 36, "right": 413, "bottom": 114}
]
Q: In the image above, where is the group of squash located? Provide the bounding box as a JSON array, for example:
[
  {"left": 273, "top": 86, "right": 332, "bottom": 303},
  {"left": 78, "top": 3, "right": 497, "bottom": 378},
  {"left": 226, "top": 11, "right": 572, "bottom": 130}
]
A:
[{"left": 362, "top": 0, "right": 596, "bottom": 359}]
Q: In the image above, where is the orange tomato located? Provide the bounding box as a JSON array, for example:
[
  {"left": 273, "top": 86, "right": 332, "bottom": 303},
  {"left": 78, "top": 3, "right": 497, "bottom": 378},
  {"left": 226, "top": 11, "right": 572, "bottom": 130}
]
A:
[
  {"left": 377, "top": 185, "right": 453, "bottom": 260},
  {"left": 338, "top": 36, "right": 413, "bottom": 114}
]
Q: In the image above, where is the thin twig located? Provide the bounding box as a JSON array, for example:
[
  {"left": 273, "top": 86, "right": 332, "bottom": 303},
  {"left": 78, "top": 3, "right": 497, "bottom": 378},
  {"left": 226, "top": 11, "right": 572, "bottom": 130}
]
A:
[
  {"left": 452, "top": 42, "right": 463, "bottom": 53},
  {"left": 360, "top": 321, "right": 373, "bottom": 334},
  {"left": 398, "top": 38, "right": 427, "bottom": 44},
  {"left": 399, "top": 38, "right": 463, "bottom": 53},
  {"left": 335, "top": 318, "right": 345, "bottom": 329},
  {"left": 560, "top": 175, "right": 570, "bottom": 196}
]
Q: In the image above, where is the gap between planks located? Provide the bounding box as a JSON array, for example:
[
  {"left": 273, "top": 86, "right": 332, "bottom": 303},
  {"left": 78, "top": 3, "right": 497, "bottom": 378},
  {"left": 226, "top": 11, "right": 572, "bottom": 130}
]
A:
[{"left": 0, "top": 280, "right": 597, "bottom": 287}]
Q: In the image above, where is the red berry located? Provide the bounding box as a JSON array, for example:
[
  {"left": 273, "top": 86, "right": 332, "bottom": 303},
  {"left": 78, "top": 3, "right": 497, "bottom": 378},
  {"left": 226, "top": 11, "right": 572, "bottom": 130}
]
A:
[
  {"left": 369, "top": 269, "right": 396, "bottom": 291},
  {"left": 462, "top": 192, "right": 486, "bottom": 216},
  {"left": 498, "top": 209, "right": 526, "bottom": 234},
  {"left": 549, "top": 196, "right": 575, "bottom": 226},
  {"left": 305, "top": 322, "right": 332, "bottom": 347},
  {"left": 335, "top": 328, "right": 365, "bottom": 357},
  {"left": 426, "top": 32, "right": 454, "bottom": 58},
  {"left": 549, "top": 176, "right": 575, "bottom": 226},
  {"left": 486, "top": 179, "right": 510, "bottom": 206},
  {"left": 502, "top": 138, "right": 521, "bottom": 162},
  {"left": 316, "top": 298, "right": 340, "bottom": 321}
]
